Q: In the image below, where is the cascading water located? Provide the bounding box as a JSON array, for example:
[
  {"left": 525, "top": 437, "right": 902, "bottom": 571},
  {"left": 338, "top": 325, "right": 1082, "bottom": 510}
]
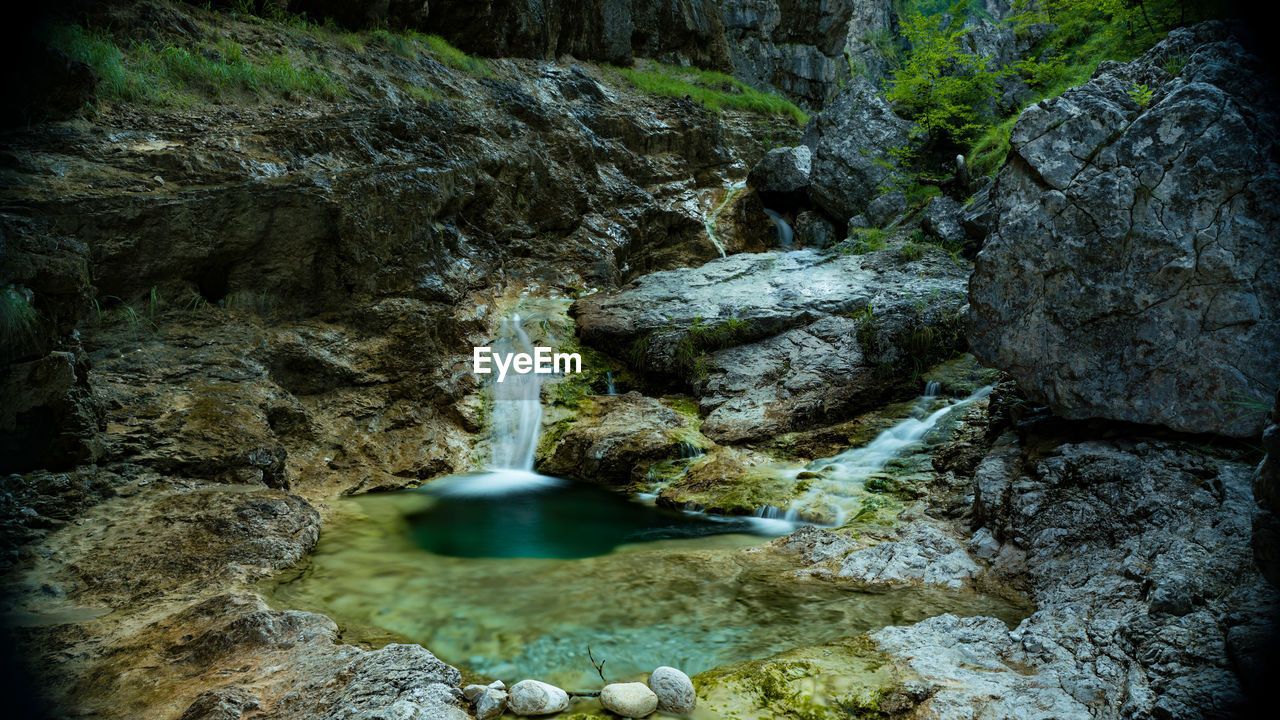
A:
[
  {"left": 764, "top": 208, "right": 794, "bottom": 249},
  {"left": 753, "top": 384, "right": 991, "bottom": 525},
  {"left": 603, "top": 370, "right": 618, "bottom": 395},
  {"left": 429, "top": 313, "right": 563, "bottom": 497}
]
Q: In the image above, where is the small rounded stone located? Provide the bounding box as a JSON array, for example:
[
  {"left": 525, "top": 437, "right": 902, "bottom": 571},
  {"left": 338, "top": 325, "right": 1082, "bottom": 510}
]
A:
[
  {"left": 600, "top": 682, "right": 659, "bottom": 718},
  {"left": 648, "top": 666, "right": 696, "bottom": 714}
]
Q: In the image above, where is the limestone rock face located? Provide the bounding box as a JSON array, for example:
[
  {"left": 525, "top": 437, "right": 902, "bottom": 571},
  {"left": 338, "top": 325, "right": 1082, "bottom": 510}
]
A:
[
  {"left": 1254, "top": 391, "right": 1280, "bottom": 587},
  {"left": 600, "top": 682, "right": 659, "bottom": 717},
  {"left": 647, "top": 666, "right": 696, "bottom": 714},
  {"left": 508, "top": 679, "right": 569, "bottom": 716},
  {"left": 719, "top": 0, "right": 895, "bottom": 108},
  {"left": 421, "top": 0, "right": 733, "bottom": 69},
  {"left": 921, "top": 196, "right": 965, "bottom": 248},
  {"left": 573, "top": 248, "right": 969, "bottom": 443},
  {"left": 803, "top": 77, "right": 913, "bottom": 221},
  {"left": 967, "top": 23, "right": 1280, "bottom": 437}
]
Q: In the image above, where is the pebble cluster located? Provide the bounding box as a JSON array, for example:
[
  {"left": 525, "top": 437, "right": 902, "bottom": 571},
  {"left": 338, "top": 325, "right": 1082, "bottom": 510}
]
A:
[{"left": 462, "top": 666, "right": 695, "bottom": 718}]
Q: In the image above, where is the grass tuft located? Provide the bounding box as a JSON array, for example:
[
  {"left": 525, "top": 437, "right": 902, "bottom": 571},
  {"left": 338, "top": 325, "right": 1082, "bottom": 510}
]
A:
[
  {"left": 1, "top": 285, "right": 39, "bottom": 347},
  {"left": 47, "top": 24, "right": 342, "bottom": 107},
  {"left": 610, "top": 61, "right": 808, "bottom": 125}
]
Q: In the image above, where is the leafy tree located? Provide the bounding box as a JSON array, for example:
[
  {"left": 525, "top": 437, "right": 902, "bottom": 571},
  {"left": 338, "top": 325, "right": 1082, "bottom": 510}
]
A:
[{"left": 886, "top": 1, "right": 1006, "bottom": 153}]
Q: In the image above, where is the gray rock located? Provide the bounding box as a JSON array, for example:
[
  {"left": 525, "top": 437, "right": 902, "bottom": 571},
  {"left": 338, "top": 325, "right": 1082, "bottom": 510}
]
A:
[
  {"left": 793, "top": 210, "right": 836, "bottom": 249},
  {"left": 748, "top": 146, "right": 811, "bottom": 209},
  {"left": 507, "top": 680, "right": 569, "bottom": 716},
  {"left": 837, "top": 523, "right": 979, "bottom": 589},
  {"left": 804, "top": 77, "right": 913, "bottom": 220},
  {"left": 536, "top": 392, "right": 700, "bottom": 486},
  {"left": 573, "top": 249, "right": 969, "bottom": 443},
  {"left": 866, "top": 191, "right": 906, "bottom": 228},
  {"left": 921, "top": 196, "right": 965, "bottom": 247},
  {"left": 1254, "top": 391, "right": 1280, "bottom": 586},
  {"left": 473, "top": 687, "right": 508, "bottom": 720},
  {"left": 848, "top": 214, "right": 869, "bottom": 228},
  {"left": 967, "top": 23, "right": 1280, "bottom": 437},
  {"left": 719, "top": 0, "right": 895, "bottom": 108},
  {"left": 647, "top": 666, "right": 696, "bottom": 714},
  {"left": 600, "top": 682, "right": 658, "bottom": 717}
]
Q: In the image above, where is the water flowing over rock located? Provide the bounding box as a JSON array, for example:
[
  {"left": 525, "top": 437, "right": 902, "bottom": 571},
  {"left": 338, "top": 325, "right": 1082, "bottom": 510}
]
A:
[
  {"left": 647, "top": 666, "right": 696, "bottom": 714},
  {"left": 600, "top": 682, "right": 659, "bottom": 717},
  {"left": 508, "top": 679, "right": 570, "bottom": 715},
  {"left": 572, "top": 247, "right": 969, "bottom": 443},
  {"left": 803, "top": 76, "right": 913, "bottom": 221},
  {"left": 967, "top": 22, "right": 1280, "bottom": 437}
]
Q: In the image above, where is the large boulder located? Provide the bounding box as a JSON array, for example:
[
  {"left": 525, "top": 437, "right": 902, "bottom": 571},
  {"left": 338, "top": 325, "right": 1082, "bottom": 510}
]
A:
[
  {"left": 967, "top": 23, "right": 1280, "bottom": 437},
  {"left": 572, "top": 247, "right": 968, "bottom": 443},
  {"left": 747, "top": 145, "right": 811, "bottom": 210},
  {"left": 803, "top": 77, "right": 913, "bottom": 221}
]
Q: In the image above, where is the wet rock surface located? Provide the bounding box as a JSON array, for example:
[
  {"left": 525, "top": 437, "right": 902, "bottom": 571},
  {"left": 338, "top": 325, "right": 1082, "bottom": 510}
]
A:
[
  {"left": 537, "top": 392, "right": 704, "bottom": 485},
  {"left": 573, "top": 246, "right": 968, "bottom": 443},
  {"left": 968, "top": 22, "right": 1280, "bottom": 437}
]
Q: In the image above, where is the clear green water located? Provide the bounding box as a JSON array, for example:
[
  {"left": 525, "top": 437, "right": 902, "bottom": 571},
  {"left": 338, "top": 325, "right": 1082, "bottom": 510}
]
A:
[
  {"left": 406, "top": 476, "right": 780, "bottom": 559},
  {"left": 265, "top": 482, "right": 1029, "bottom": 690}
]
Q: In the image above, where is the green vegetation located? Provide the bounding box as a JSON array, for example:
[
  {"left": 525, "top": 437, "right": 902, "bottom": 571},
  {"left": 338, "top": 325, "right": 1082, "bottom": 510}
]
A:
[
  {"left": 837, "top": 228, "right": 889, "bottom": 255},
  {"left": 46, "top": 24, "right": 341, "bottom": 106},
  {"left": 1128, "top": 81, "right": 1155, "bottom": 108},
  {"left": 610, "top": 61, "right": 809, "bottom": 125},
  {"left": 674, "top": 315, "right": 752, "bottom": 382},
  {"left": 886, "top": 2, "right": 1006, "bottom": 150},
  {"left": 371, "top": 29, "right": 493, "bottom": 76},
  {"left": 422, "top": 33, "right": 493, "bottom": 76},
  {"left": 1, "top": 285, "right": 39, "bottom": 348},
  {"left": 883, "top": 0, "right": 1227, "bottom": 177}
]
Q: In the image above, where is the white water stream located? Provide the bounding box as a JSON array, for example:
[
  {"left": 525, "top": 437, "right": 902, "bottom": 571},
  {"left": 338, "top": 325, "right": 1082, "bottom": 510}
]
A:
[
  {"left": 429, "top": 313, "right": 564, "bottom": 498},
  {"left": 758, "top": 384, "right": 992, "bottom": 525},
  {"left": 763, "top": 208, "right": 794, "bottom": 248}
]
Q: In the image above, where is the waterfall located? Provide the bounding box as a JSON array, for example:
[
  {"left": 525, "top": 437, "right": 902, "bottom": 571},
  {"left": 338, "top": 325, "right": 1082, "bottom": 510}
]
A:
[
  {"left": 770, "top": 385, "right": 993, "bottom": 525},
  {"left": 488, "top": 314, "right": 542, "bottom": 471},
  {"left": 429, "top": 313, "right": 563, "bottom": 497},
  {"left": 764, "top": 209, "right": 793, "bottom": 249},
  {"left": 603, "top": 371, "right": 618, "bottom": 396}
]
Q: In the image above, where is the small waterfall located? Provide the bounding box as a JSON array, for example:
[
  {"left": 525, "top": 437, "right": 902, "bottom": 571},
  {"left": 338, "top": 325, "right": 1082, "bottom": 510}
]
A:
[
  {"left": 924, "top": 380, "right": 942, "bottom": 398},
  {"left": 489, "top": 314, "right": 542, "bottom": 471},
  {"left": 764, "top": 209, "right": 794, "bottom": 249},
  {"left": 603, "top": 371, "right": 618, "bottom": 396},
  {"left": 677, "top": 442, "right": 704, "bottom": 459},
  {"left": 430, "top": 313, "right": 562, "bottom": 497},
  {"left": 704, "top": 180, "right": 746, "bottom": 258},
  {"left": 781, "top": 385, "right": 993, "bottom": 524}
]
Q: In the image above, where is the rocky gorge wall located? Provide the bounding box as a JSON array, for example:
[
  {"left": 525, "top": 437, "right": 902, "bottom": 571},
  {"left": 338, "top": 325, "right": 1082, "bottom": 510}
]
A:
[{"left": 3, "top": 3, "right": 1280, "bottom": 720}]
